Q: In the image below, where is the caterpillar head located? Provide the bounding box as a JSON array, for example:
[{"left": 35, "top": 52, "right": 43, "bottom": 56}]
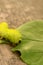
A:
[{"left": 0, "top": 22, "right": 8, "bottom": 28}]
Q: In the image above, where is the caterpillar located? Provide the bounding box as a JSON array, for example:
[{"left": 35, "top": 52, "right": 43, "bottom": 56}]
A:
[{"left": 0, "top": 22, "right": 22, "bottom": 45}]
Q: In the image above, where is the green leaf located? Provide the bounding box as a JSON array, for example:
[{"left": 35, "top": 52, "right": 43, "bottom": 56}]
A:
[{"left": 12, "top": 21, "right": 43, "bottom": 65}]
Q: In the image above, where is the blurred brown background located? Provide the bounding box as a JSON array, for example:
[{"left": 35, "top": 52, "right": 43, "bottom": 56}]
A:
[{"left": 0, "top": 0, "right": 43, "bottom": 65}]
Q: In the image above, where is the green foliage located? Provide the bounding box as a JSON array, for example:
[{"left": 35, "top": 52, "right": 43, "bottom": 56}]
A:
[{"left": 12, "top": 21, "right": 43, "bottom": 65}]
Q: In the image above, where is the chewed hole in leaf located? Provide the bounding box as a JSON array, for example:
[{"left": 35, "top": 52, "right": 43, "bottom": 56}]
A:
[{"left": 14, "top": 50, "right": 21, "bottom": 57}]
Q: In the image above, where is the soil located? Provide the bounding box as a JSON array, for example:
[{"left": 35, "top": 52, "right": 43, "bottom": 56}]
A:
[{"left": 0, "top": 0, "right": 43, "bottom": 65}]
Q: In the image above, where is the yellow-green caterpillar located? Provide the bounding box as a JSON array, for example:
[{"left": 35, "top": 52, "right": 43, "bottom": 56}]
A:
[{"left": 0, "top": 22, "right": 22, "bottom": 45}]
